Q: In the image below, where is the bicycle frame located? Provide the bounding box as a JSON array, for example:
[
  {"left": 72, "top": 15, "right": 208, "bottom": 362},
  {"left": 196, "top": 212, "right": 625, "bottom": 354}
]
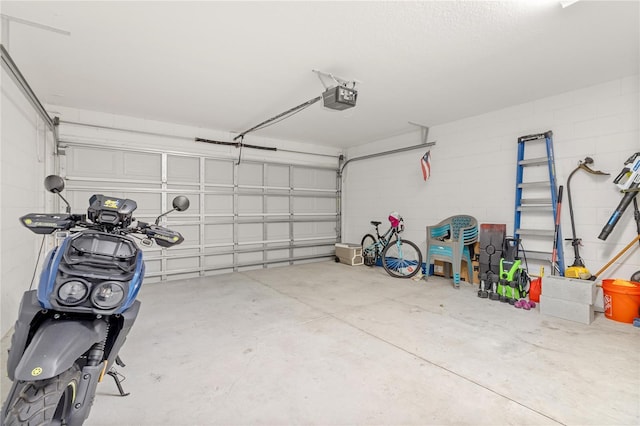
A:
[{"left": 370, "top": 224, "right": 400, "bottom": 255}]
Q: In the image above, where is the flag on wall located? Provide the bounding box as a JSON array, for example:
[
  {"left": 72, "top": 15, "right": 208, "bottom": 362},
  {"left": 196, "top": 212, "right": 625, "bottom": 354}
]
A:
[{"left": 421, "top": 150, "right": 431, "bottom": 181}]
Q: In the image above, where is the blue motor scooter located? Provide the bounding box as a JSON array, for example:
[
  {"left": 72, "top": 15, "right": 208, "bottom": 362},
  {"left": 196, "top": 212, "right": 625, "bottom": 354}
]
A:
[{"left": 2, "top": 175, "right": 189, "bottom": 425}]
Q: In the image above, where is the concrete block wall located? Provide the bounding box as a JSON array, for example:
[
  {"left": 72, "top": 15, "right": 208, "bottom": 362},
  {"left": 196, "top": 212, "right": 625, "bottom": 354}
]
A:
[
  {"left": 1, "top": 68, "right": 56, "bottom": 337},
  {"left": 342, "top": 75, "right": 640, "bottom": 282}
]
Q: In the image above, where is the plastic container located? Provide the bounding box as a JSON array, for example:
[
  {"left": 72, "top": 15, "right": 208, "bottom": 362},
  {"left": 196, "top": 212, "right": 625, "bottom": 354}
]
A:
[
  {"left": 602, "top": 279, "right": 640, "bottom": 324},
  {"left": 529, "top": 277, "right": 542, "bottom": 303}
]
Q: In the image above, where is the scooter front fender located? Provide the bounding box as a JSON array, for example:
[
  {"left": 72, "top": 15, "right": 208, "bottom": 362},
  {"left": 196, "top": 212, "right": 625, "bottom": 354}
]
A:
[{"left": 14, "top": 319, "right": 108, "bottom": 381}]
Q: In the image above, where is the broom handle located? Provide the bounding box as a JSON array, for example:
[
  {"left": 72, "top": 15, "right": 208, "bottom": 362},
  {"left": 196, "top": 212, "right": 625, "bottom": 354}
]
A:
[{"left": 593, "top": 234, "right": 640, "bottom": 278}]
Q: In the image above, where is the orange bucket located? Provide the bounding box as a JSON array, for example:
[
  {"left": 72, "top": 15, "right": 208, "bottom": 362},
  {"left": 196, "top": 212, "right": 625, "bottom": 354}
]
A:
[{"left": 602, "top": 279, "right": 640, "bottom": 324}]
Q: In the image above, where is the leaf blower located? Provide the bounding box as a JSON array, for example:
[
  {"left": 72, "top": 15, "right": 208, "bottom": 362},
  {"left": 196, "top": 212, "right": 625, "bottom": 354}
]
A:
[
  {"left": 595, "top": 152, "right": 640, "bottom": 282},
  {"left": 599, "top": 152, "right": 640, "bottom": 241},
  {"left": 564, "top": 157, "right": 609, "bottom": 279}
]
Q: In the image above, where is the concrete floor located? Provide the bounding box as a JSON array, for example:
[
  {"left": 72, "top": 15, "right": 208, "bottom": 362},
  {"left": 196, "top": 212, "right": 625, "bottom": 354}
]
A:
[{"left": 2, "top": 261, "right": 639, "bottom": 425}]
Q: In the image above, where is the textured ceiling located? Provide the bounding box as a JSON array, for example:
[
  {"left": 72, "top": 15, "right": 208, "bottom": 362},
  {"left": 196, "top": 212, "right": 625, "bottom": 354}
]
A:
[{"left": 1, "top": 1, "right": 638, "bottom": 148}]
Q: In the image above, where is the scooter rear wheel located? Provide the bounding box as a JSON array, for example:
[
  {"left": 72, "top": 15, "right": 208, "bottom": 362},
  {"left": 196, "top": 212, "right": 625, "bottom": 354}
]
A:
[{"left": 3, "top": 363, "right": 81, "bottom": 426}]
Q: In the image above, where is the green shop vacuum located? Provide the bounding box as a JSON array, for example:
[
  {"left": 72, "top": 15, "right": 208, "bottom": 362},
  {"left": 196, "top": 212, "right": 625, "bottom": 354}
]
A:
[{"left": 497, "top": 238, "right": 530, "bottom": 304}]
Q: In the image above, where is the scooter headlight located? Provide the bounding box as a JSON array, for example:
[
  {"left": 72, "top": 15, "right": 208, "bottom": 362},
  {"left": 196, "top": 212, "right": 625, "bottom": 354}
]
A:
[
  {"left": 90, "top": 281, "right": 125, "bottom": 309},
  {"left": 57, "top": 280, "right": 89, "bottom": 306}
]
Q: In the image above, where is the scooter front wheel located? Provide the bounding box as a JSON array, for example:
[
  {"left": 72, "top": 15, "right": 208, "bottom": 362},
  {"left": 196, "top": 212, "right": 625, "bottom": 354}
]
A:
[{"left": 3, "top": 363, "right": 81, "bottom": 426}]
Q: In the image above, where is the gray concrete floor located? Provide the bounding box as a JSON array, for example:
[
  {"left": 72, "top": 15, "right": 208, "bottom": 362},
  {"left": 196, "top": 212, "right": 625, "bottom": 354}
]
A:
[{"left": 2, "top": 261, "right": 639, "bottom": 425}]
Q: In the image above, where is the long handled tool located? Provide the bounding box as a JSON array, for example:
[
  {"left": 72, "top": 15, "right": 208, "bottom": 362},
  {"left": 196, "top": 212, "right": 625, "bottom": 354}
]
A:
[
  {"left": 590, "top": 234, "right": 640, "bottom": 280},
  {"left": 565, "top": 157, "right": 609, "bottom": 279},
  {"left": 551, "top": 185, "right": 563, "bottom": 275}
]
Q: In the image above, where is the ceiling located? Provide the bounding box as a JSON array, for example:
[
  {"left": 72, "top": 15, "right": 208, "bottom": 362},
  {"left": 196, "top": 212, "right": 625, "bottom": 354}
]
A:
[{"left": 1, "top": 1, "right": 638, "bottom": 148}]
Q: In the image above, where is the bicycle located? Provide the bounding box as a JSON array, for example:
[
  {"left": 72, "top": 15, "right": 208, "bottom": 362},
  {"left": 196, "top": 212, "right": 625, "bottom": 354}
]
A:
[{"left": 361, "top": 212, "right": 423, "bottom": 278}]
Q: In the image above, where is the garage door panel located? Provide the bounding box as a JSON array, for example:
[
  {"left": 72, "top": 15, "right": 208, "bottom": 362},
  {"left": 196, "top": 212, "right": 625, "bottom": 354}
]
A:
[
  {"left": 68, "top": 179, "right": 163, "bottom": 190},
  {"left": 294, "top": 222, "right": 337, "bottom": 240},
  {"left": 266, "top": 196, "right": 289, "bottom": 214},
  {"left": 171, "top": 247, "right": 201, "bottom": 258},
  {"left": 238, "top": 195, "right": 262, "bottom": 214},
  {"left": 123, "top": 152, "right": 162, "bottom": 179},
  {"left": 69, "top": 147, "right": 161, "bottom": 181},
  {"left": 167, "top": 256, "right": 199, "bottom": 271},
  {"left": 205, "top": 246, "right": 234, "bottom": 255},
  {"left": 292, "top": 168, "right": 336, "bottom": 190},
  {"left": 266, "top": 165, "right": 289, "bottom": 187},
  {"left": 167, "top": 184, "right": 200, "bottom": 193},
  {"left": 143, "top": 259, "right": 162, "bottom": 274},
  {"left": 292, "top": 197, "right": 335, "bottom": 214},
  {"left": 267, "top": 249, "right": 290, "bottom": 261},
  {"left": 238, "top": 163, "right": 263, "bottom": 186},
  {"left": 70, "top": 148, "right": 119, "bottom": 176},
  {"left": 237, "top": 223, "right": 262, "bottom": 243},
  {"left": 204, "top": 254, "right": 233, "bottom": 269},
  {"left": 237, "top": 252, "right": 264, "bottom": 264},
  {"left": 293, "top": 246, "right": 334, "bottom": 257},
  {"left": 266, "top": 223, "right": 289, "bottom": 241},
  {"left": 205, "top": 194, "right": 233, "bottom": 214},
  {"left": 205, "top": 159, "right": 233, "bottom": 185},
  {"left": 293, "top": 247, "right": 315, "bottom": 257},
  {"left": 204, "top": 224, "right": 233, "bottom": 245},
  {"left": 64, "top": 143, "right": 338, "bottom": 279},
  {"left": 167, "top": 155, "right": 199, "bottom": 182}
]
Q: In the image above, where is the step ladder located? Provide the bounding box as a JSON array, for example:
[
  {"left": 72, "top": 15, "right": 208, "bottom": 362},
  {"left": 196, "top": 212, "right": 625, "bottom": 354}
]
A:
[{"left": 514, "top": 131, "right": 565, "bottom": 275}]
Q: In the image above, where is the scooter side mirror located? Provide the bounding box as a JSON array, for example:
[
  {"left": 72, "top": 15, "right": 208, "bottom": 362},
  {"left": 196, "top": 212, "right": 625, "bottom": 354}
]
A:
[
  {"left": 154, "top": 196, "right": 190, "bottom": 225},
  {"left": 44, "top": 175, "right": 71, "bottom": 213},
  {"left": 172, "top": 196, "right": 190, "bottom": 212},
  {"left": 44, "top": 175, "right": 65, "bottom": 193}
]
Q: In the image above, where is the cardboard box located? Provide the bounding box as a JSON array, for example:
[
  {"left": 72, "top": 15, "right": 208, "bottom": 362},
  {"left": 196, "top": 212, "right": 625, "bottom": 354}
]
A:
[
  {"left": 433, "top": 260, "right": 446, "bottom": 276},
  {"left": 460, "top": 259, "right": 479, "bottom": 284},
  {"left": 433, "top": 259, "right": 477, "bottom": 284}
]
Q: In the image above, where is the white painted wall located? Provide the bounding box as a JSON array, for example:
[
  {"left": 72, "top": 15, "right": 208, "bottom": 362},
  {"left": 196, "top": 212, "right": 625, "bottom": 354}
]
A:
[
  {"left": 342, "top": 75, "right": 640, "bottom": 282},
  {"left": 1, "top": 67, "right": 55, "bottom": 337}
]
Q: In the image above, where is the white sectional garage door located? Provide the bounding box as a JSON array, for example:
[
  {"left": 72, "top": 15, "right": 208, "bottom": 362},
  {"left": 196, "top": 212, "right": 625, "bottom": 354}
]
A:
[{"left": 60, "top": 143, "right": 339, "bottom": 282}]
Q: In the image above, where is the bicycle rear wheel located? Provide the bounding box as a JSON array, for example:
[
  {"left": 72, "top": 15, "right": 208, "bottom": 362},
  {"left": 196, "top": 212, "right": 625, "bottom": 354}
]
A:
[
  {"left": 382, "top": 238, "right": 423, "bottom": 278},
  {"left": 361, "top": 234, "right": 378, "bottom": 266}
]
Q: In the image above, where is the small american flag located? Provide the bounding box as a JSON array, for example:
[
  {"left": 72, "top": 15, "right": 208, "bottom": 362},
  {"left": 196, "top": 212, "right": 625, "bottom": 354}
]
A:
[{"left": 421, "top": 150, "right": 431, "bottom": 181}]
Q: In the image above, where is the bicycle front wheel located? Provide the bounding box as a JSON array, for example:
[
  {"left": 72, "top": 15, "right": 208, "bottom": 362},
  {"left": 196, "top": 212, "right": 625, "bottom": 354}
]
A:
[
  {"left": 382, "top": 239, "right": 423, "bottom": 278},
  {"left": 361, "top": 234, "right": 378, "bottom": 267}
]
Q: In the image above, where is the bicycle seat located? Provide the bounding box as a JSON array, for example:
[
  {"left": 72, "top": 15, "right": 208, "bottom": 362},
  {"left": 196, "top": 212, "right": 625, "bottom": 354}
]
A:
[{"left": 370, "top": 221, "right": 381, "bottom": 226}]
